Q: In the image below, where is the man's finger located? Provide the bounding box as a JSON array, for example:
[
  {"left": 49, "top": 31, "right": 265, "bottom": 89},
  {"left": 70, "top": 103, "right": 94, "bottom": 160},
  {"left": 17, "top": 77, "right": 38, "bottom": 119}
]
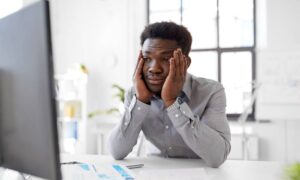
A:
[
  {"left": 182, "top": 55, "right": 187, "bottom": 78},
  {"left": 179, "top": 51, "right": 185, "bottom": 79},
  {"left": 169, "top": 57, "right": 175, "bottom": 78},
  {"left": 182, "top": 55, "right": 187, "bottom": 77},
  {"left": 134, "top": 58, "right": 144, "bottom": 80},
  {"left": 178, "top": 49, "right": 182, "bottom": 78},
  {"left": 138, "top": 50, "right": 143, "bottom": 60},
  {"left": 133, "top": 51, "right": 143, "bottom": 79},
  {"left": 174, "top": 49, "right": 180, "bottom": 78}
]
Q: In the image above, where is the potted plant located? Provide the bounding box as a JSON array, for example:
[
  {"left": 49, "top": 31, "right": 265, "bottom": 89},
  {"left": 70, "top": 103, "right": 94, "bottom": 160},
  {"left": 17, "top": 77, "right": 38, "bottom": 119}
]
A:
[{"left": 88, "top": 84, "right": 125, "bottom": 119}]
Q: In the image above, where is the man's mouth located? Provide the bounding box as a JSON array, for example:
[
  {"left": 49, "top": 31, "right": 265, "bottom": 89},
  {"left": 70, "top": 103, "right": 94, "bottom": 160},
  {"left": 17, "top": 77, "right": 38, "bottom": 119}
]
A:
[{"left": 147, "top": 77, "right": 164, "bottom": 85}]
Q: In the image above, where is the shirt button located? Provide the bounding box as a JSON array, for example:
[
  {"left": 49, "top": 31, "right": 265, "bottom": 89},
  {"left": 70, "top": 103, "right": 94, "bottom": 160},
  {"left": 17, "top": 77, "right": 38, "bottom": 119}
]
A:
[
  {"left": 165, "top": 125, "right": 169, "bottom": 129},
  {"left": 124, "top": 122, "right": 128, "bottom": 126},
  {"left": 168, "top": 147, "right": 172, "bottom": 150},
  {"left": 175, "top": 114, "right": 179, "bottom": 118},
  {"left": 182, "top": 111, "right": 186, "bottom": 114},
  {"left": 137, "top": 106, "right": 141, "bottom": 110}
]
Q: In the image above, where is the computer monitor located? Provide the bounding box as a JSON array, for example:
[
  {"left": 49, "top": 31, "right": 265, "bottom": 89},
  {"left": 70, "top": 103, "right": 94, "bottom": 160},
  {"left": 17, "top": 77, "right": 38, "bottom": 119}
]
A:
[{"left": 0, "top": 0, "right": 61, "bottom": 179}]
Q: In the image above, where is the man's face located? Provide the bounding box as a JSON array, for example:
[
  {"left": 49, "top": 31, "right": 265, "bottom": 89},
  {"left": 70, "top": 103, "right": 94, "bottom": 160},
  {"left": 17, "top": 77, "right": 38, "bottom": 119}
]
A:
[{"left": 142, "top": 38, "right": 179, "bottom": 95}]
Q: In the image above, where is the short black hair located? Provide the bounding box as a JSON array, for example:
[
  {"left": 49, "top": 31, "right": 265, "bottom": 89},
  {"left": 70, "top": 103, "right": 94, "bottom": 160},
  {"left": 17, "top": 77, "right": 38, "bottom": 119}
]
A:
[{"left": 140, "top": 21, "right": 192, "bottom": 55}]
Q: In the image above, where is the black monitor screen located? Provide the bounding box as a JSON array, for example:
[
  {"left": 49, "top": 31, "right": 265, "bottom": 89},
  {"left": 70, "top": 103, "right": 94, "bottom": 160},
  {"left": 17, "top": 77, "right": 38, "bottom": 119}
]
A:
[{"left": 0, "top": 0, "right": 61, "bottom": 179}]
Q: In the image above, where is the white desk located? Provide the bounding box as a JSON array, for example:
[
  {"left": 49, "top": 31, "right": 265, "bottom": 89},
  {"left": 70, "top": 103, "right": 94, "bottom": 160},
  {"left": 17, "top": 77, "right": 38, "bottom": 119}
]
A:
[{"left": 61, "top": 154, "right": 285, "bottom": 180}]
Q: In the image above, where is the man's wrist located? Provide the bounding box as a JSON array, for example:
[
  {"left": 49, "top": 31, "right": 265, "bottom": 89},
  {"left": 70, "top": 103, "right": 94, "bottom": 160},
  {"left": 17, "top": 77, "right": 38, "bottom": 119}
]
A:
[
  {"left": 166, "top": 97, "right": 183, "bottom": 112},
  {"left": 164, "top": 99, "right": 176, "bottom": 107},
  {"left": 136, "top": 94, "right": 151, "bottom": 105}
]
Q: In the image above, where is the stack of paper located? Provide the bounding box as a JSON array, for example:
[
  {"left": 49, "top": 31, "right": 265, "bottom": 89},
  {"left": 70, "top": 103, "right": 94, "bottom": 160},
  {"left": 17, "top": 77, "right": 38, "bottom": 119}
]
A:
[{"left": 62, "top": 163, "right": 135, "bottom": 180}]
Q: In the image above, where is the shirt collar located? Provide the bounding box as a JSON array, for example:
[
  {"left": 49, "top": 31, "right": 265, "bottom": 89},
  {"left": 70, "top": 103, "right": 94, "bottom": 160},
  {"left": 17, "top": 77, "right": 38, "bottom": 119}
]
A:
[{"left": 150, "top": 73, "right": 193, "bottom": 101}]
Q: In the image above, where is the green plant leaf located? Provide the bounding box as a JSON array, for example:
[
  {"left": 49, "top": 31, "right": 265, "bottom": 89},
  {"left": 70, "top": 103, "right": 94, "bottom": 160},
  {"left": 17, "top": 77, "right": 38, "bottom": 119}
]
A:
[
  {"left": 88, "top": 108, "right": 119, "bottom": 119},
  {"left": 87, "top": 84, "right": 125, "bottom": 119},
  {"left": 285, "top": 162, "right": 300, "bottom": 180}
]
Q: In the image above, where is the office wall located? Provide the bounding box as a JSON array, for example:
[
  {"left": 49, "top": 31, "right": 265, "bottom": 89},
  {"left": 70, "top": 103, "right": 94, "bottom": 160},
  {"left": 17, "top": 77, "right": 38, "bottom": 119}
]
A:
[
  {"left": 25, "top": 0, "right": 146, "bottom": 113},
  {"left": 254, "top": 0, "right": 300, "bottom": 162},
  {"left": 23, "top": 0, "right": 147, "bottom": 153},
  {"left": 256, "top": 0, "right": 300, "bottom": 120},
  {"left": 48, "top": 0, "right": 147, "bottom": 113}
]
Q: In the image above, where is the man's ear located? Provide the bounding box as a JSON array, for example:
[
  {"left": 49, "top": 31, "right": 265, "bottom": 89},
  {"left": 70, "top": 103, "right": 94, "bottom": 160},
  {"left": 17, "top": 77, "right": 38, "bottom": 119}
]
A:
[{"left": 186, "top": 56, "right": 191, "bottom": 68}]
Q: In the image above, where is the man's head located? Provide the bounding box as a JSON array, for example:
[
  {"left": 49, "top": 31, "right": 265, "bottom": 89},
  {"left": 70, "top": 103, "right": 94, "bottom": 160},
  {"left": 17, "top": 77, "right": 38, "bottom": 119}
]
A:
[{"left": 140, "top": 22, "right": 192, "bottom": 95}]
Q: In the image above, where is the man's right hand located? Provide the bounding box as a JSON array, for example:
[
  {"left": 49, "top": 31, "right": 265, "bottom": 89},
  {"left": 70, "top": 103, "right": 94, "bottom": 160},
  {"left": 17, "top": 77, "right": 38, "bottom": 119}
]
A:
[{"left": 133, "top": 51, "right": 153, "bottom": 104}]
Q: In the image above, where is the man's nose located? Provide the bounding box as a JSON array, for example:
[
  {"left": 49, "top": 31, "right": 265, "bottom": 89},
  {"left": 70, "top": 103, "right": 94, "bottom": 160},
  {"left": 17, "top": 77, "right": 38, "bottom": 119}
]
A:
[{"left": 148, "top": 59, "right": 162, "bottom": 74}]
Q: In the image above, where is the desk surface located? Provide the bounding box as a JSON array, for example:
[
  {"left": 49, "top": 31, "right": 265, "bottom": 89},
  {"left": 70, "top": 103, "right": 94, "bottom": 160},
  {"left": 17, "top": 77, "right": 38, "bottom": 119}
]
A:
[{"left": 61, "top": 154, "right": 285, "bottom": 180}]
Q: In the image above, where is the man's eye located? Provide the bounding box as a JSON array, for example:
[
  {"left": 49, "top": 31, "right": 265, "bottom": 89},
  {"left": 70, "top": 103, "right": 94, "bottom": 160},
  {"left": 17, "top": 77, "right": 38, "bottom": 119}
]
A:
[
  {"left": 143, "top": 57, "right": 151, "bottom": 61},
  {"left": 162, "top": 57, "right": 171, "bottom": 61}
]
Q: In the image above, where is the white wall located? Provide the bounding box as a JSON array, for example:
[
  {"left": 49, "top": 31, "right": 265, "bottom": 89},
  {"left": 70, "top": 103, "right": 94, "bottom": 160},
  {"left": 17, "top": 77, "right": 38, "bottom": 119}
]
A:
[
  {"left": 47, "top": 0, "right": 147, "bottom": 153},
  {"left": 254, "top": 0, "right": 300, "bottom": 162},
  {"left": 49, "top": 0, "right": 147, "bottom": 113},
  {"left": 23, "top": 0, "right": 147, "bottom": 153}
]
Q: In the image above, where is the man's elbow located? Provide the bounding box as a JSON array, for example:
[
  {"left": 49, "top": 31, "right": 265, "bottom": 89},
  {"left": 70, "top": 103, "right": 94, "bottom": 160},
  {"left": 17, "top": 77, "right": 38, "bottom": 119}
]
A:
[
  {"left": 111, "top": 153, "right": 126, "bottom": 160},
  {"left": 205, "top": 156, "right": 226, "bottom": 168},
  {"left": 205, "top": 142, "right": 231, "bottom": 168},
  {"left": 109, "top": 146, "right": 127, "bottom": 160}
]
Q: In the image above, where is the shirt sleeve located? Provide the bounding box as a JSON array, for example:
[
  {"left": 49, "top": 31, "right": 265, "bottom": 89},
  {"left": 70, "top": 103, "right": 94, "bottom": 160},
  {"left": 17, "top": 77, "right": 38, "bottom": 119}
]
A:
[
  {"left": 108, "top": 88, "right": 150, "bottom": 160},
  {"left": 167, "top": 84, "right": 231, "bottom": 168}
]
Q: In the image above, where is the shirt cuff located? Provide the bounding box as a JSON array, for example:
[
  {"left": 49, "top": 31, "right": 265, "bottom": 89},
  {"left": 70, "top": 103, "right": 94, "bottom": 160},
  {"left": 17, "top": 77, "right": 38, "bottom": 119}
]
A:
[
  {"left": 123, "top": 95, "right": 151, "bottom": 127},
  {"left": 131, "top": 98, "right": 151, "bottom": 117},
  {"left": 167, "top": 102, "right": 197, "bottom": 127}
]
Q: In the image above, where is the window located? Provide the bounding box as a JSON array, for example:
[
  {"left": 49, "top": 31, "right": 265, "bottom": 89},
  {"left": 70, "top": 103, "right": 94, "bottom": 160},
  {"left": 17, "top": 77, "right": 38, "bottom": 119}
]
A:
[{"left": 148, "top": 0, "right": 256, "bottom": 119}]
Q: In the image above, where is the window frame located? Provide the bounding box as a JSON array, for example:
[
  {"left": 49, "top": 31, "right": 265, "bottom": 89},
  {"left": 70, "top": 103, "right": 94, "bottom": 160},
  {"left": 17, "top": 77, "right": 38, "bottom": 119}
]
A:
[{"left": 147, "top": 0, "right": 257, "bottom": 121}]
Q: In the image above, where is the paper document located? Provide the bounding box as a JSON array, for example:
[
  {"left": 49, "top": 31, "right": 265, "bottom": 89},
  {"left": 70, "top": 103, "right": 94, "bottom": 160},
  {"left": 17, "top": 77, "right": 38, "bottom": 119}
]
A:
[
  {"left": 62, "top": 163, "right": 135, "bottom": 180},
  {"left": 135, "top": 168, "right": 208, "bottom": 180}
]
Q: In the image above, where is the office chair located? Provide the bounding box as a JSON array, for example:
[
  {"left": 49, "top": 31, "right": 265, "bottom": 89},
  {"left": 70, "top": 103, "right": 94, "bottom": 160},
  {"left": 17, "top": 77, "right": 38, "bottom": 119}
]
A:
[{"left": 237, "top": 81, "right": 261, "bottom": 160}]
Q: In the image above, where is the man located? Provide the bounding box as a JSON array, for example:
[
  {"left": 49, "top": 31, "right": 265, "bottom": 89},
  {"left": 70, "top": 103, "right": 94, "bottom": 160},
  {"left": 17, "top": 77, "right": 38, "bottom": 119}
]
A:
[{"left": 108, "top": 22, "right": 231, "bottom": 168}]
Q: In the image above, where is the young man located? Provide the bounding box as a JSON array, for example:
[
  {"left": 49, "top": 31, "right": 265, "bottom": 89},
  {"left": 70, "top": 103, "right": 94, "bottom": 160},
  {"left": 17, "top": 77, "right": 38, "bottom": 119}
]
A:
[{"left": 108, "top": 22, "right": 231, "bottom": 168}]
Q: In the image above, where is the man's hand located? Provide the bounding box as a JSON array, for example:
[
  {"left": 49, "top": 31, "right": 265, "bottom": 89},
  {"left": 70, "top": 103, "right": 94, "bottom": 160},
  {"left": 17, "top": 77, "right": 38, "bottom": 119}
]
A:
[
  {"left": 133, "top": 51, "right": 153, "bottom": 104},
  {"left": 161, "top": 48, "right": 188, "bottom": 107}
]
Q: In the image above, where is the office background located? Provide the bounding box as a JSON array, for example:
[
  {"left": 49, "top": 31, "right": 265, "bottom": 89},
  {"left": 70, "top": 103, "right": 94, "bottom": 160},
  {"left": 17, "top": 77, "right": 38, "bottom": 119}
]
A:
[{"left": 3, "top": 0, "right": 300, "bottom": 162}]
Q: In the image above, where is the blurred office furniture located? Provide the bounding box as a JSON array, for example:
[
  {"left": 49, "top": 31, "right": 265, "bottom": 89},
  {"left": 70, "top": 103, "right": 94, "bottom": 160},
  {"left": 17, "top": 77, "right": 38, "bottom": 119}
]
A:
[
  {"left": 91, "top": 117, "right": 118, "bottom": 155},
  {"left": 55, "top": 69, "right": 88, "bottom": 154},
  {"left": 238, "top": 82, "right": 261, "bottom": 160},
  {"left": 92, "top": 118, "right": 145, "bottom": 156},
  {"left": 229, "top": 129, "right": 259, "bottom": 160}
]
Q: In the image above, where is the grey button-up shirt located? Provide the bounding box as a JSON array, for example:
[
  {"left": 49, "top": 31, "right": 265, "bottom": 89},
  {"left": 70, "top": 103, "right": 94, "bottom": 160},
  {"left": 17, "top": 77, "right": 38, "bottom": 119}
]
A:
[{"left": 108, "top": 73, "right": 231, "bottom": 167}]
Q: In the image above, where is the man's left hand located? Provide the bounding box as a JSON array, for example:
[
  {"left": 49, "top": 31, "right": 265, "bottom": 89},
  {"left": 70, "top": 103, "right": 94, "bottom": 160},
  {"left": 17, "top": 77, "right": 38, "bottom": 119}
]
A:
[{"left": 161, "top": 48, "right": 188, "bottom": 107}]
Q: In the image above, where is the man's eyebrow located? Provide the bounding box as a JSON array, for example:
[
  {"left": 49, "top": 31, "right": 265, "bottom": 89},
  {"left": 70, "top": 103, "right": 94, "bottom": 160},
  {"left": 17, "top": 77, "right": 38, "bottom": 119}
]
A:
[{"left": 142, "top": 49, "right": 175, "bottom": 55}]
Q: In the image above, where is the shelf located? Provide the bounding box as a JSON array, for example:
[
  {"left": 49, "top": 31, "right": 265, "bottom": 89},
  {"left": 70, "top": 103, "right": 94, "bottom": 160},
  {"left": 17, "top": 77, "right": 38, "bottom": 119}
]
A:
[
  {"left": 55, "top": 72, "right": 87, "bottom": 154},
  {"left": 58, "top": 117, "right": 82, "bottom": 122},
  {"left": 56, "top": 97, "right": 83, "bottom": 102}
]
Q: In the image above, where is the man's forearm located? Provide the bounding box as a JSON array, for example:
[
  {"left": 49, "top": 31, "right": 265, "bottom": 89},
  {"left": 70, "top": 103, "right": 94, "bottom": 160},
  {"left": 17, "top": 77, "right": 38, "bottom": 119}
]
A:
[
  {"left": 167, "top": 102, "right": 231, "bottom": 167},
  {"left": 172, "top": 116, "right": 230, "bottom": 167},
  {"left": 108, "top": 97, "right": 150, "bottom": 159},
  {"left": 108, "top": 116, "right": 142, "bottom": 160}
]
